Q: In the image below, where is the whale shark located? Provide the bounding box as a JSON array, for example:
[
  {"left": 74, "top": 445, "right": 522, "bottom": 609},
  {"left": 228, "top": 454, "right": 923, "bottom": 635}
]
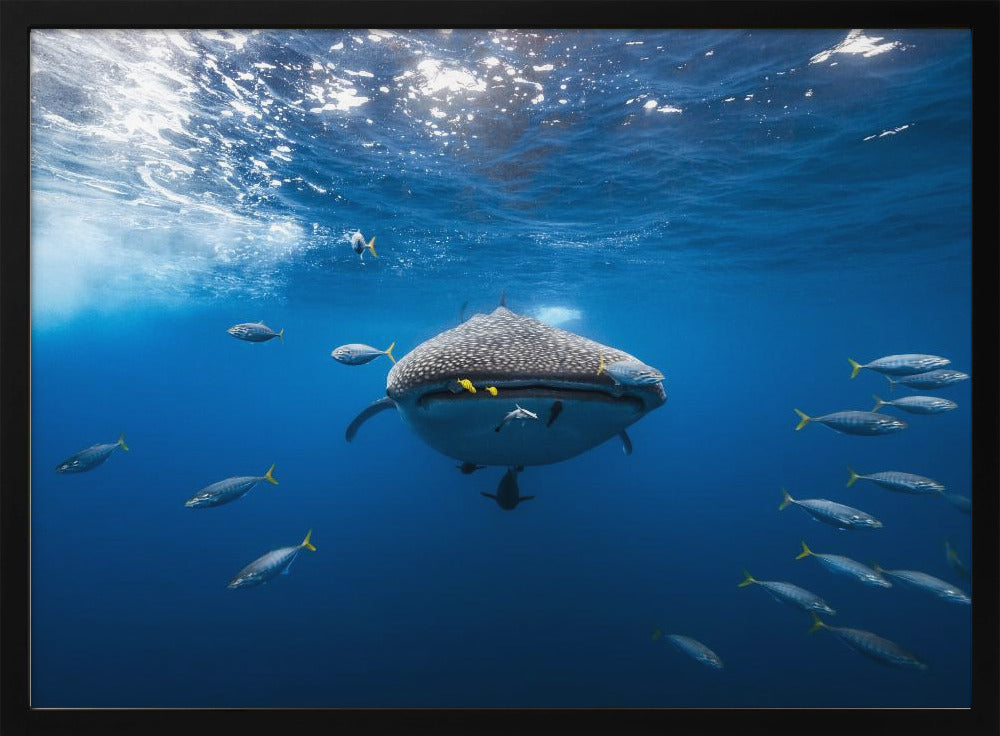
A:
[{"left": 345, "top": 304, "right": 666, "bottom": 467}]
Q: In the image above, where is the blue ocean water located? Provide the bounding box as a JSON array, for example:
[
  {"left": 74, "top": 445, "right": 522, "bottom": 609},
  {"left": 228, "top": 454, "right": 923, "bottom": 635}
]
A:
[{"left": 29, "top": 29, "right": 971, "bottom": 708}]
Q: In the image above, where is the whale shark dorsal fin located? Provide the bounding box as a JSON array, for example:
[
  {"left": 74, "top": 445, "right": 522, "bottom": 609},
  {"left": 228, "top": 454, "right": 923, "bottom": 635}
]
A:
[{"left": 498, "top": 290, "right": 506, "bottom": 307}]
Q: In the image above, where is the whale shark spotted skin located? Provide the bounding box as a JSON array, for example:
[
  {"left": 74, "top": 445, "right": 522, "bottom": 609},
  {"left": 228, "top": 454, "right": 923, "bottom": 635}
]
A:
[{"left": 346, "top": 306, "right": 665, "bottom": 467}]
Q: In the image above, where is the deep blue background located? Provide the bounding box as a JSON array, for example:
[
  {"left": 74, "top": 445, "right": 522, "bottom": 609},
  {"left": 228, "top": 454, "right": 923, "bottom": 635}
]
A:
[{"left": 30, "top": 29, "right": 971, "bottom": 708}]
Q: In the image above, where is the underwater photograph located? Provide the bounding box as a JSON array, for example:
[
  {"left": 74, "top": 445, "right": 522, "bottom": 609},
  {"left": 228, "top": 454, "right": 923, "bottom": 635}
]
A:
[{"left": 24, "top": 26, "right": 978, "bottom": 713}]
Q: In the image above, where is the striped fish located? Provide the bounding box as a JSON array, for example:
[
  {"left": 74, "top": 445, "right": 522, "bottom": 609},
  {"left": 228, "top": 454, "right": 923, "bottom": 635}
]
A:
[
  {"left": 848, "top": 354, "right": 949, "bottom": 379},
  {"left": 228, "top": 529, "right": 317, "bottom": 589},
  {"left": 872, "top": 565, "right": 970, "bottom": 605},
  {"left": 871, "top": 394, "right": 957, "bottom": 414},
  {"left": 55, "top": 434, "right": 128, "bottom": 473},
  {"left": 227, "top": 321, "right": 284, "bottom": 343},
  {"left": 886, "top": 369, "right": 968, "bottom": 391},
  {"left": 809, "top": 614, "right": 927, "bottom": 670},
  {"left": 780, "top": 488, "right": 882, "bottom": 530},
  {"left": 597, "top": 357, "right": 665, "bottom": 386},
  {"left": 185, "top": 464, "right": 279, "bottom": 508},
  {"left": 795, "top": 542, "right": 891, "bottom": 588},
  {"left": 653, "top": 630, "right": 723, "bottom": 669},
  {"left": 944, "top": 541, "right": 971, "bottom": 581},
  {"left": 331, "top": 342, "right": 396, "bottom": 365},
  {"left": 846, "top": 468, "right": 944, "bottom": 495},
  {"left": 943, "top": 493, "right": 971, "bottom": 514},
  {"left": 794, "top": 409, "right": 906, "bottom": 436},
  {"left": 738, "top": 570, "right": 836, "bottom": 615}
]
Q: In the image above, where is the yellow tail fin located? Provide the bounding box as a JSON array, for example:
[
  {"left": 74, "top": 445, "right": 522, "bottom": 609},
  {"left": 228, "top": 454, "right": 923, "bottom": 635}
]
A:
[
  {"left": 945, "top": 540, "right": 958, "bottom": 564},
  {"left": 808, "top": 612, "right": 826, "bottom": 633},
  {"left": 846, "top": 467, "right": 860, "bottom": 488},
  {"left": 779, "top": 487, "right": 794, "bottom": 511},
  {"left": 384, "top": 341, "right": 396, "bottom": 363},
  {"left": 793, "top": 408, "right": 811, "bottom": 431},
  {"left": 651, "top": 627, "right": 662, "bottom": 642},
  {"left": 277, "top": 328, "right": 284, "bottom": 343},
  {"left": 264, "top": 463, "right": 279, "bottom": 485},
  {"left": 117, "top": 433, "right": 129, "bottom": 452},
  {"left": 871, "top": 394, "right": 886, "bottom": 412},
  {"left": 795, "top": 541, "right": 812, "bottom": 560},
  {"left": 738, "top": 570, "right": 755, "bottom": 588},
  {"left": 367, "top": 237, "right": 377, "bottom": 257},
  {"left": 301, "top": 528, "right": 317, "bottom": 552},
  {"left": 848, "top": 358, "right": 862, "bottom": 379}
]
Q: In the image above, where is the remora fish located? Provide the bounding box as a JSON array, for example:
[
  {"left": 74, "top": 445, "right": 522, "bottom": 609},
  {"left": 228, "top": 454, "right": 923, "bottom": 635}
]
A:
[
  {"left": 779, "top": 488, "right": 882, "bottom": 530},
  {"left": 738, "top": 570, "right": 836, "bottom": 615},
  {"left": 795, "top": 542, "right": 891, "bottom": 588},
  {"left": 55, "top": 433, "right": 129, "bottom": 473},
  {"left": 185, "top": 464, "right": 279, "bottom": 508},
  {"left": 228, "top": 321, "right": 284, "bottom": 343},
  {"left": 480, "top": 467, "right": 534, "bottom": 510},
  {"left": 228, "top": 529, "right": 317, "bottom": 589},
  {"left": 344, "top": 302, "right": 666, "bottom": 467},
  {"left": 331, "top": 342, "right": 396, "bottom": 365},
  {"left": 847, "top": 354, "right": 950, "bottom": 379},
  {"left": 846, "top": 468, "right": 944, "bottom": 496},
  {"left": 886, "top": 369, "right": 969, "bottom": 391},
  {"left": 871, "top": 394, "right": 957, "bottom": 414},
  {"left": 652, "top": 630, "right": 723, "bottom": 670},
  {"left": 871, "top": 564, "right": 970, "bottom": 605},
  {"left": 494, "top": 404, "right": 539, "bottom": 433},
  {"left": 546, "top": 400, "right": 563, "bottom": 427},
  {"left": 794, "top": 408, "right": 906, "bottom": 436},
  {"left": 808, "top": 613, "right": 928, "bottom": 671}
]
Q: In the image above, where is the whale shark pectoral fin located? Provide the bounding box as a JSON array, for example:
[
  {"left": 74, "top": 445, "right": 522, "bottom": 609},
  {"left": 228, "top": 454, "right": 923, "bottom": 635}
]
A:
[
  {"left": 346, "top": 397, "right": 397, "bottom": 442},
  {"left": 619, "top": 430, "right": 633, "bottom": 456}
]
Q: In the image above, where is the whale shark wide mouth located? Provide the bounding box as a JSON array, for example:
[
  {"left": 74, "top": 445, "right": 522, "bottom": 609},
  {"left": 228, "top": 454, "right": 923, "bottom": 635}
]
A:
[
  {"left": 411, "top": 380, "right": 663, "bottom": 413},
  {"left": 416, "top": 383, "right": 645, "bottom": 411}
]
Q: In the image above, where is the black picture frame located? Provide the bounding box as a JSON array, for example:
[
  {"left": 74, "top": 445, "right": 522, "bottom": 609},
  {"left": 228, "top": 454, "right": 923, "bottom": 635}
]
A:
[{"left": 2, "top": 2, "right": 998, "bottom": 735}]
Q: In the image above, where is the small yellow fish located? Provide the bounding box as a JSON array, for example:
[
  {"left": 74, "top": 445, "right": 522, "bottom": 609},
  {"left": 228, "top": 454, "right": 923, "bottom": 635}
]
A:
[
  {"left": 485, "top": 386, "right": 498, "bottom": 396},
  {"left": 457, "top": 378, "right": 476, "bottom": 394}
]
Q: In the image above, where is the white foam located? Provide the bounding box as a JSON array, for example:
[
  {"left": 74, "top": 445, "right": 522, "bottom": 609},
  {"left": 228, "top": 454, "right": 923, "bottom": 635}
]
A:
[
  {"left": 532, "top": 306, "right": 582, "bottom": 327},
  {"left": 416, "top": 58, "right": 485, "bottom": 96},
  {"left": 810, "top": 29, "right": 902, "bottom": 65}
]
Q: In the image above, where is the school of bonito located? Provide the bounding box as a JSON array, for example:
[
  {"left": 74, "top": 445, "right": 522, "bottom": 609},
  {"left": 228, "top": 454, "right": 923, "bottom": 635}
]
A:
[{"left": 651, "top": 352, "right": 971, "bottom": 672}]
